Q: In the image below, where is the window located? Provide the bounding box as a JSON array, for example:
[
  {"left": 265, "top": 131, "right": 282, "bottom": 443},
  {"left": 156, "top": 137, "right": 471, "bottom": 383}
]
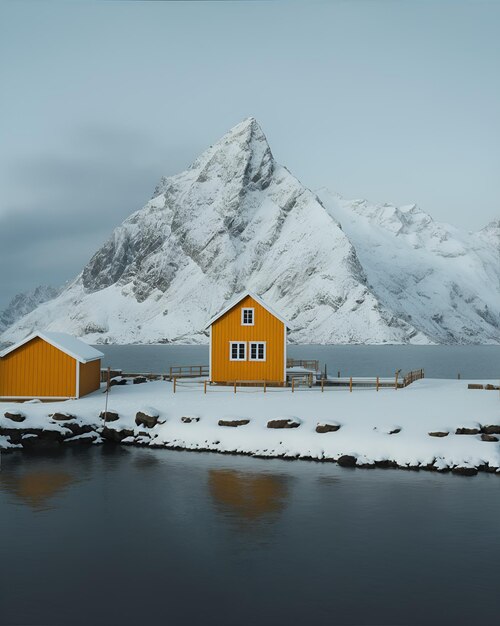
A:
[
  {"left": 249, "top": 341, "right": 266, "bottom": 361},
  {"left": 241, "top": 308, "right": 254, "bottom": 326},
  {"left": 229, "top": 341, "right": 246, "bottom": 361}
]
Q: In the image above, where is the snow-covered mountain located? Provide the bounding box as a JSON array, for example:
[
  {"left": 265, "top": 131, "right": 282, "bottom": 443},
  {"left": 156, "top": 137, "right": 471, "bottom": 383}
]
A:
[
  {"left": 0, "top": 285, "right": 60, "bottom": 334},
  {"left": 317, "top": 190, "right": 500, "bottom": 344},
  {"left": 1, "top": 117, "right": 498, "bottom": 345}
]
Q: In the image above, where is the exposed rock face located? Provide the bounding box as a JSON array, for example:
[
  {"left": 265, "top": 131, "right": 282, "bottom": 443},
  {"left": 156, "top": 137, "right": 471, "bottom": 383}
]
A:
[
  {"left": 452, "top": 466, "right": 478, "bottom": 476},
  {"left": 0, "top": 285, "right": 59, "bottom": 332},
  {"left": 428, "top": 431, "right": 449, "bottom": 438},
  {"left": 101, "top": 427, "right": 134, "bottom": 442},
  {"left": 218, "top": 419, "right": 250, "bottom": 427}
]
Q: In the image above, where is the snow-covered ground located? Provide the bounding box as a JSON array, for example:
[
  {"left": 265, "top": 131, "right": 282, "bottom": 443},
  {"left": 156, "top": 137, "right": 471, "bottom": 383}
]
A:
[{"left": 1, "top": 378, "right": 499, "bottom": 474}]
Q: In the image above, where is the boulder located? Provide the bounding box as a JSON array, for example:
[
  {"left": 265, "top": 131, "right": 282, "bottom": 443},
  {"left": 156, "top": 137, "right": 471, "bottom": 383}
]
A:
[
  {"left": 4, "top": 411, "right": 25, "bottom": 423},
  {"left": 181, "top": 416, "right": 200, "bottom": 423},
  {"left": 316, "top": 423, "right": 341, "bottom": 433},
  {"left": 65, "top": 433, "right": 98, "bottom": 446},
  {"left": 135, "top": 409, "right": 160, "bottom": 429},
  {"left": 455, "top": 427, "right": 481, "bottom": 435},
  {"left": 452, "top": 465, "right": 478, "bottom": 476},
  {"left": 101, "top": 426, "right": 134, "bottom": 442},
  {"left": 481, "top": 434, "right": 499, "bottom": 442},
  {"left": 267, "top": 418, "right": 301, "bottom": 429},
  {"left": 337, "top": 455, "right": 357, "bottom": 467},
  {"left": 110, "top": 377, "right": 127, "bottom": 387},
  {"left": 389, "top": 428, "right": 401, "bottom": 435},
  {"left": 485, "top": 384, "right": 500, "bottom": 391},
  {"left": 218, "top": 419, "right": 250, "bottom": 427},
  {"left": 50, "top": 412, "right": 76, "bottom": 421},
  {"left": 428, "top": 431, "right": 449, "bottom": 438},
  {"left": 133, "top": 376, "right": 148, "bottom": 385},
  {"left": 481, "top": 425, "right": 500, "bottom": 435},
  {"left": 467, "top": 384, "right": 484, "bottom": 390},
  {"left": 99, "top": 411, "right": 119, "bottom": 422},
  {"left": 63, "top": 423, "right": 94, "bottom": 437}
]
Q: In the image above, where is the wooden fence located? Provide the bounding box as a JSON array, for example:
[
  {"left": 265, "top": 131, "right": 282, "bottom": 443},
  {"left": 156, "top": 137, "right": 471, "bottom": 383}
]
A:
[
  {"left": 401, "top": 369, "right": 425, "bottom": 387},
  {"left": 168, "top": 365, "right": 209, "bottom": 380},
  {"left": 287, "top": 358, "right": 320, "bottom": 371}
]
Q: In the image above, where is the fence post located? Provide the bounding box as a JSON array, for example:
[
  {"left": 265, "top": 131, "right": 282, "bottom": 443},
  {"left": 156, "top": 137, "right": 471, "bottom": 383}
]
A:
[
  {"left": 173, "top": 377, "right": 176, "bottom": 393},
  {"left": 395, "top": 370, "right": 399, "bottom": 390},
  {"left": 376, "top": 376, "right": 379, "bottom": 392},
  {"left": 292, "top": 378, "right": 295, "bottom": 393},
  {"left": 321, "top": 379, "right": 324, "bottom": 392},
  {"left": 338, "top": 370, "right": 340, "bottom": 378},
  {"left": 264, "top": 381, "right": 266, "bottom": 393},
  {"left": 204, "top": 380, "right": 207, "bottom": 394},
  {"left": 349, "top": 376, "right": 352, "bottom": 393},
  {"left": 458, "top": 372, "right": 461, "bottom": 380},
  {"left": 234, "top": 381, "right": 237, "bottom": 394}
]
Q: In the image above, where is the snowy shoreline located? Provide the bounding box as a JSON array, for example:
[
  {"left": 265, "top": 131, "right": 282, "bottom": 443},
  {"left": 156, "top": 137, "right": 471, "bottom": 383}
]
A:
[{"left": 1, "top": 379, "right": 499, "bottom": 476}]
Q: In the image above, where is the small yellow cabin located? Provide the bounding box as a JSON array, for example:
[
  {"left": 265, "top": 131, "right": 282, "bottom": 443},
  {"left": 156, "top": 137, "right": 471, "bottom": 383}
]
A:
[
  {"left": 0, "top": 331, "right": 104, "bottom": 400},
  {"left": 206, "top": 292, "right": 289, "bottom": 384}
]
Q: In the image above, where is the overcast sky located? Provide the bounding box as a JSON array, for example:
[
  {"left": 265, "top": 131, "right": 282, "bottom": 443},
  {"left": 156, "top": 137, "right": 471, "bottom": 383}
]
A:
[{"left": 1, "top": 0, "right": 499, "bottom": 310}]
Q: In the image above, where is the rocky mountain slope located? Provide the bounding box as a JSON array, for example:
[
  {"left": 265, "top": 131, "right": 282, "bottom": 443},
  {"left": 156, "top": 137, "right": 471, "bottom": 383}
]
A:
[
  {"left": 1, "top": 118, "right": 498, "bottom": 345},
  {"left": 0, "top": 285, "right": 60, "bottom": 334}
]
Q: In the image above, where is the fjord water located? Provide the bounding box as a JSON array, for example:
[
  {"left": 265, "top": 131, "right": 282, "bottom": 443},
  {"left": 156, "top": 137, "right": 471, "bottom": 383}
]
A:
[
  {"left": 98, "top": 343, "right": 500, "bottom": 379},
  {"left": 1, "top": 447, "right": 499, "bottom": 626}
]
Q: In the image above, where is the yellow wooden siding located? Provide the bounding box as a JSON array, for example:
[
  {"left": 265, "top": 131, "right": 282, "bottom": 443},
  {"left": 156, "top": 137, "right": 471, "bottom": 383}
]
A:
[
  {"left": 78, "top": 360, "right": 101, "bottom": 397},
  {"left": 211, "top": 295, "right": 285, "bottom": 382},
  {"left": 0, "top": 336, "right": 77, "bottom": 398}
]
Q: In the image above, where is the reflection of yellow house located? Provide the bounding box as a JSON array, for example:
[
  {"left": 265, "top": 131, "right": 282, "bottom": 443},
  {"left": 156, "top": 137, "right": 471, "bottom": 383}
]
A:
[
  {"left": 206, "top": 292, "right": 290, "bottom": 384},
  {"left": 0, "top": 331, "right": 103, "bottom": 400}
]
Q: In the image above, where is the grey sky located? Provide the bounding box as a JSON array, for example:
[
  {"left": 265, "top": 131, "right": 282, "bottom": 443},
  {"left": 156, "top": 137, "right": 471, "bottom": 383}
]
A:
[{"left": 1, "top": 0, "right": 499, "bottom": 309}]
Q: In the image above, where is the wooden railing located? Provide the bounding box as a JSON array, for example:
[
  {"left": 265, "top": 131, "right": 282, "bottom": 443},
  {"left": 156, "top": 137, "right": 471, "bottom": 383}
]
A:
[
  {"left": 169, "top": 365, "right": 209, "bottom": 380},
  {"left": 402, "top": 369, "right": 425, "bottom": 387},
  {"left": 287, "top": 359, "right": 320, "bottom": 371}
]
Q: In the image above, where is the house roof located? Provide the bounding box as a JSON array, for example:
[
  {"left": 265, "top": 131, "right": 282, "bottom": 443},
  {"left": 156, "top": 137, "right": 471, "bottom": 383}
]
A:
[
  {"left": 0, "top": 331, "right": 104, "bottom": 363},
  {"left": 205, "top": 291, "right": 291, "bottom": 329}
]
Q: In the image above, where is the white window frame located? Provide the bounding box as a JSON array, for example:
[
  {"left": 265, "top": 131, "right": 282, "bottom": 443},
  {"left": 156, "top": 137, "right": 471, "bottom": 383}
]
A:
[
  {"left": 249, "top": 341, "right": 266, "bottom": 362},
  {"left": 241, "top": 307, "right": 254, "bottom": 326},
  {"left": 229, "top": 341, "right": 246, "bottom": 361}
]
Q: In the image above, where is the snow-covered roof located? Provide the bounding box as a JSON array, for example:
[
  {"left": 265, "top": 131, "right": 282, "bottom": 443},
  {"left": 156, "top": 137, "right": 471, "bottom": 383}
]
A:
[
  {"left": 0, "top": 331, "right": 104, "bottom": 363},
  {"left": 205, "top": 291, "right": 291, "bottom": 329}
]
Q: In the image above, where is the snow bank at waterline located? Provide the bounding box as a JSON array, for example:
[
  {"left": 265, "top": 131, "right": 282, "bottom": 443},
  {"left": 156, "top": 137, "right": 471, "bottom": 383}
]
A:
[{"left": 1, "top": 379, "right": 499, "bottom": 475}]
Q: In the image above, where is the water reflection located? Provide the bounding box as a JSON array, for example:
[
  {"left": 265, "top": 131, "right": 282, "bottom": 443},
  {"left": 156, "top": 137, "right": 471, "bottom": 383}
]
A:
[
  {"left": 208, "top": 469, "right": 288, "bottom": 522},
  {"left": 0, "top": 470, "right": 77, "bottom": 511}
]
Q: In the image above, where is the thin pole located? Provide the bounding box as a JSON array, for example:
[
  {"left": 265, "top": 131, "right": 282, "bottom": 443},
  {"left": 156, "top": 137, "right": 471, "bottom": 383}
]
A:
[
  {"left": 234, "top": 381, "right": 237, "bottom": 394},
  {"left": 376, "top": 376, "right": 379, "bottom": 392},
  {"left": 103, "top": 366, "right": 110, "bottom": 427},
  {"left": 204, "top": 380, "right": 207, "bottom": 394},
  {"left": 349, "top": 376, "right": 353, "bottom": 393},
  {"left": 173, "top": 377, "right": 176, "bottom": 393},
  {"left": 292, "top": 378, "right": 295, "bottom": 393},
  {"left": 321, "top": 379, "right": 324, "bottom": 393},
  {"left": 264, "top": 381, "right": 266, "bottom": 393}
]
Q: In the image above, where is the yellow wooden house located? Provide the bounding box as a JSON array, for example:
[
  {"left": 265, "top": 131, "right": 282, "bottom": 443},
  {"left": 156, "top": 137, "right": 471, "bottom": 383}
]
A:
[
  {"left": 206, "top": 292, "right": 290, "bottom": 384},
  {"left": 0, "top": 331, "right": 104, "bottom": 400}
]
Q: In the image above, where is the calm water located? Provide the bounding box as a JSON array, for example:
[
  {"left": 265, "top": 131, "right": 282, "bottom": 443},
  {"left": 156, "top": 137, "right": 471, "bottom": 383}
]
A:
[
  {"left": 1, "top": 447, "right": 499, "bottom": 626},
  {"left": 98, "top": 343, "right": 500, "bottom": 379}
]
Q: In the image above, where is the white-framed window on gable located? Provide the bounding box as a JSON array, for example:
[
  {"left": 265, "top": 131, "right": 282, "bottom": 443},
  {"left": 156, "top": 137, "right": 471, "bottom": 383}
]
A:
[
  {"left": 249, "top": 341, "right": 266, "bottom": 361},
  {"left": 229, "top": 341, "right": 246, "bottom": 361},
  {"left": 241, "top": 308, "right": 254, "bottom": 326}
]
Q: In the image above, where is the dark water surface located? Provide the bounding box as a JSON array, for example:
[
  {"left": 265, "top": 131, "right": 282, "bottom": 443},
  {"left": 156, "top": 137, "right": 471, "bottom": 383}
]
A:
[
  {"left": 1, "top": 447, "right": 499, "bottom": 626},
  {"left": 98, "top": 343, "right": 500, "bottom": 379}
]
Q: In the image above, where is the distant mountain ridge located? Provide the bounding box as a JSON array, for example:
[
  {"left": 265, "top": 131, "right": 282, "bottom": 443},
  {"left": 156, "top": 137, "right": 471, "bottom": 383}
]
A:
[
  {"left": 0, "top": 285, "right": 60, "bottom": 334},
  {"left": 1, "top": 118, "right": 498, "bottom": 345}
]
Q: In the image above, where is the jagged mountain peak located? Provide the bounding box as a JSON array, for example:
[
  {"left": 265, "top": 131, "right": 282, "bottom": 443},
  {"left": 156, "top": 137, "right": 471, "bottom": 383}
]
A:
[{"left": 154, "top": 116, "right": 274, "bottom": 199}]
